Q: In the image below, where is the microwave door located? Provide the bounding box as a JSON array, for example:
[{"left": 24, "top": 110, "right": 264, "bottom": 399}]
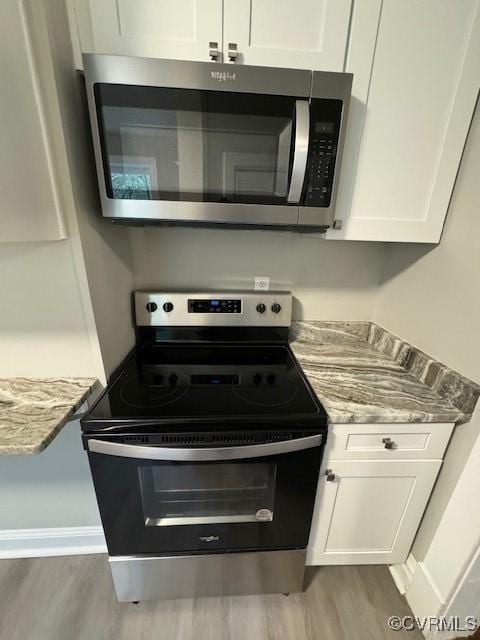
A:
[
  {"left": 87, "top": 78, "right": 303, "bottom": 227},
  {"left": 287, "top": 100, "right": 310, "bottom": 205}
]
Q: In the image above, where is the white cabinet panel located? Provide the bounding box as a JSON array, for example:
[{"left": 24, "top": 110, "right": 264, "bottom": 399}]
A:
[
  {"left": 84, "top": 0, "right": 222, "bottom": 62},
  {"left": 223, "top": 0, "right": 352, "bottom": 70},
  {"left": 0, "top": 0, "right": 66, "bottom": 242},
  {"left": 307, "top": 459, "right": 441, "bottom": 565},
  {"left": 328, "top": 0, "right": 480, "bottom": 243},
  {"left": 326, "top": 423, "right": 454, "bottom": 461}
]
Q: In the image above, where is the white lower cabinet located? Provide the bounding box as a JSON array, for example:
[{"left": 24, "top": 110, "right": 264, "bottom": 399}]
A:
[
  {"left": 307, "top": 422, "right": 455, "bottom": 565},
  {"left": 307, "top": 458, "right": 442, "bottom": 566}
]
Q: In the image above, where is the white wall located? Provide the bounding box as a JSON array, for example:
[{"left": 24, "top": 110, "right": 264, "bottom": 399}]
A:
[
  {"left": 373, "top": 99, "right": 480, "bottom": 560},
  {"left": 130, "top": 227, "right": 387, "bottom": 320},
  {"left": 44, "top": 0, "right": 136, "bottom": 378},
  {"left": 0, "top": 240, "right": 98, "bottom": 377},
  {"left": 0, "top": 420, "right": 100, "bottom": 529},
  {"left": 0, "top": 0, "right": 127, "bottom": 537}
]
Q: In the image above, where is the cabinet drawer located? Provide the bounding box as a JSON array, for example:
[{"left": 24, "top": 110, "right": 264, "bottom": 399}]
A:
[{"left": 325, "top": 423, "right": 454, "bottom": 460}]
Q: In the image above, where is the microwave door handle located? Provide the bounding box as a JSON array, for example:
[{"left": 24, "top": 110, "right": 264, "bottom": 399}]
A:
[
  {"left": 287, "top": 100, "right": 310, "bottom": 203},
  {"left": 87, "top": 434, "right": 322, "bottom": 461}
]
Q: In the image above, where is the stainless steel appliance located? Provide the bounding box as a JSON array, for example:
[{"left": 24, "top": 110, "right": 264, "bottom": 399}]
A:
[
  {"left": 81, "top": 291, "right": 327, "bottom": 602},
  {"left": 83, "top": 54, "right": 352, "bottom": 231}
]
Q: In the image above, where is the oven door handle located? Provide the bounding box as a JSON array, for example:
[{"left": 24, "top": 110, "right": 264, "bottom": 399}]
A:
[
  {"left": 87, "top": 434, "right": 322, "bottom": 461},
  {"left": 287, "top": 99, "right": 310, "bottom": 204}
]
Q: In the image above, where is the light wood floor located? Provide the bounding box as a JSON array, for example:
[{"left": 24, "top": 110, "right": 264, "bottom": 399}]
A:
[{"left": 0, "top": 555, "right": 422, "bottom": 640}]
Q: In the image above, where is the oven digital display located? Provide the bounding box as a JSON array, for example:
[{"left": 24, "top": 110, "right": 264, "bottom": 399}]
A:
[
  {"left": 188, "top": 299, "right": 242, "bottom": 313},
  {"left": 191, "top": 374, "right": 239, "bottom": 385}
]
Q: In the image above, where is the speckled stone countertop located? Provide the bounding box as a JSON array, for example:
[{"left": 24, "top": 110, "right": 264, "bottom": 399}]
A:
[
  {"left": 290, "top": 322, "right": 480, "bottom": 424},
  {"left": 0, "top": 378, "right": 97, "bottom": 454}
]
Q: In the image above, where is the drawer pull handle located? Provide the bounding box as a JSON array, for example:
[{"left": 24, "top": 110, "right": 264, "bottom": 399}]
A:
[
  {"left": 382, "top": 437, "right": 396, "bottom": 450},
  {"left": 325, "top": 469, "right": 336, "bottom": 482}
]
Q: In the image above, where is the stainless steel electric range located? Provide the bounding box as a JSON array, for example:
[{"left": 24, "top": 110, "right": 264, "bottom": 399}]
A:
[{"left": 81, "top": 291, "right": 327, "bottom": 602}]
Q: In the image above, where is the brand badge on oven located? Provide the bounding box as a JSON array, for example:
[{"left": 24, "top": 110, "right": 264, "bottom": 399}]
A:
[
  {"left": 199, "top": 535, "right": 220, "bottom": 543},
  {"left": 256, "top": 509, "right": 273, "bottom": 522}
]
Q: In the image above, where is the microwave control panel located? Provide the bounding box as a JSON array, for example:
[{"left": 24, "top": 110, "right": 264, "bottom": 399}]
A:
[{"left": 304, "top": 99, "right": 343, "bottom": 208}]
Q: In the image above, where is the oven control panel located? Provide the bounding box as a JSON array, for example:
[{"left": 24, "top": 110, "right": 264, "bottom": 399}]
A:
[
  {"left": 135, "top": 291, "right": 292, "bottom": 327},
  {"left": 188, "top": 299, "right": 242, "bottom": 314}
]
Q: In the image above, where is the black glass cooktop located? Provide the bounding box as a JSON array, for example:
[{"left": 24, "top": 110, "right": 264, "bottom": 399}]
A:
[{"left": 87, "top": 344, "right": 322, "bottom": 422}]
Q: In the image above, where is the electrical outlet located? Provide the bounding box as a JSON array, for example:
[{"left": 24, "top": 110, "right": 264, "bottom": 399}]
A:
[{"left": 254, "top": 276, "right": 270, "bottom": 291}]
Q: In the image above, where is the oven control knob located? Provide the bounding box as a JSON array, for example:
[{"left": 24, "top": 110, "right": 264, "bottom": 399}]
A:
[
  {"left": 253, "top": 373, "right": 262, "bottom": 386},
  {"left": 163, "top": 302, "right": 174, "bottom": 313},
  {"left": 256, "top": 303, "right": 266, "bottom": 314},
  {"left": 168, "top": 373, "right": 179, "bottom": 387},
  {"left": 271, "top": 303, "right": 282, "bottom": 314},
  {"left": 146, "top": 302, "right": 158, "bottom": 313}
]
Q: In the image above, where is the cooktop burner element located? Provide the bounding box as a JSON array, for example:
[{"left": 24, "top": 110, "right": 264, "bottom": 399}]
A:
[
  {"left": 119, "top": 376, "right": 189, "bottom": 409},
  {"left": 89, "top": 344, "right": 319, "bottom": 421}
]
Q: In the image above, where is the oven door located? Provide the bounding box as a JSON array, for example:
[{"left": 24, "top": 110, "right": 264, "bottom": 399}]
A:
[
  {"left": 83, "top": 55, "right": 313, "bottom": 227},
  {"left": 85, "top": 434, "right": 322, "bottom": 556}
]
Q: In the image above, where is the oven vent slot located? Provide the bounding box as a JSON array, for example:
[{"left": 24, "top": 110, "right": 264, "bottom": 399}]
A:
[
  {"left": 123, "top": 435, "right": 150, "bottom": 444},
  {"left": 160, "top": 435, "right": 208, "bottom": 445},
  {"left": 156, "top": 432, "right": 299, "bottom": 445},
  {"left": 121, "top": 432, "right": 309, "bottom": 446},
  {"left": 264, "top": 432, "right": 295, "bottom": 441},
  {"left": 211, "top": 433, "right": 256, "bottom": 444}
]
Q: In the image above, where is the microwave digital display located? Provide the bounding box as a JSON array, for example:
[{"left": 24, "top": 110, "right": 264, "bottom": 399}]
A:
[
  {"left": 188, "top": 299, "right": 242, "bottom": 314},
  {"left": 314, "top": 122, "right": 334, "bottom": 134}
]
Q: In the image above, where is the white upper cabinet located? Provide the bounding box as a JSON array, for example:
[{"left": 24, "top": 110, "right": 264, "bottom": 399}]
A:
[
  {"left": 328, "top": 0, "right": 480, "bottom": 243},
  {"left": 82, "top": 0, "right": 223, "bottom": 62},
  {"left": 0, "top": 0, "right": 66, "bottom": 242},
  {"left": 71, "top": 0, "right": 351, "bottom": 70},
  {"left": 223, "top": 0, "right": 352, "bottom": 70}
]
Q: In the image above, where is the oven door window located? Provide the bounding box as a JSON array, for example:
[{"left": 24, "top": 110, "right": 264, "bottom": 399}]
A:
[
  {"left": 94, "top": 84, "right": 297, "bottom": 205},
  {"left": 138, "top": 462, "right": 276, "bottom": 527}
]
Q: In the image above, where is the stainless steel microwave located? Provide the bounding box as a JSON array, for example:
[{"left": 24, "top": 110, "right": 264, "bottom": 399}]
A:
[{"left": 83, "top": 54, "right": 352, "bottom": 231}]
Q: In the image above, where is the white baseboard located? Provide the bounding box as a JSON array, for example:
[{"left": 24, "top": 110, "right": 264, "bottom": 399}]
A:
[
  {"left": 390, "top": 554, "right": 446, "bottom": 639},
  {"left": 0, "top": 526, "right": 107, "bottom": 559},
  {"left": 390, "top": 554, "right": 419, "bottom": 594},
  {"left": 406, "top": 560, "right": 444, "bottom": 621}
]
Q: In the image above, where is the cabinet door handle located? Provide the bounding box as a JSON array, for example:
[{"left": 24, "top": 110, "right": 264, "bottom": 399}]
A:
[
  {"left": 382, "top": 437, "right": 396, "bottom": 450},
  {"left": 209, "top": 41, "right": 220, "bottom": 61},
  {"left": 228, "top": 43, "right": 239, "bottom": 62},
  {"left": 325, "top": 469, "right": 336, "bottom": 482}
]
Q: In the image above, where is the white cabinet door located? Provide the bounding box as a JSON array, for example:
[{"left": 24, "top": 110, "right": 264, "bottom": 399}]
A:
[
  {"left": 223, "top": 0, "right": 352, "bottom": 70},
  {"left": 0, "top": 0, "right": 66, "bottom": 242},
  {"left": 327, "top": 0, "right": 480, "bottom": 242},
  {"left": 307, "top": 459, "right": 441, "bottom": 566},
  {"left": 78, "top": 0, "right": 222, "bottom": 62}
]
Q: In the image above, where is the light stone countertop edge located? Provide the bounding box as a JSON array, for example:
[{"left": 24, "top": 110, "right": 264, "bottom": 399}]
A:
[{"left": 0, "top": 378, "right": 98, "bottom": 455}]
